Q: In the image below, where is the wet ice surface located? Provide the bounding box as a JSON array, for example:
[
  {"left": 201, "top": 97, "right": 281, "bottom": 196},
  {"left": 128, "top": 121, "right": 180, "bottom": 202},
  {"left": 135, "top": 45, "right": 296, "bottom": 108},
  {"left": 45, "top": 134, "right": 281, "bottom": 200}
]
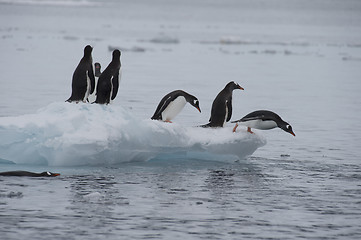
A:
[{"left": 1, "top": 0, "right": 361, "bottom": 239}]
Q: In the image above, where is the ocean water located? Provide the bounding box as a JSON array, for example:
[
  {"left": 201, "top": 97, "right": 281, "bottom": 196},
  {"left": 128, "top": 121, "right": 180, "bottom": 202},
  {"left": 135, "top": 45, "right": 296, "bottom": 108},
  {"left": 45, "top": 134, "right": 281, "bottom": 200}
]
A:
[{"left": 1, "top": 0, "right": 361, "bottom": 239}]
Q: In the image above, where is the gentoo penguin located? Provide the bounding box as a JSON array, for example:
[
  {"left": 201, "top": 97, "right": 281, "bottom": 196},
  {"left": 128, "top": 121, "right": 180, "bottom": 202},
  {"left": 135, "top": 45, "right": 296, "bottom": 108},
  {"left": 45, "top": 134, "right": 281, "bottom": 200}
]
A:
[
  {"left": 232, "top": 110, "right": 295, "bottom": 136},
  {"left": 202, "top": 81, "right": 244, "bottom": 127},
  {"left": 0, "top": 171, "right": 60, "bottom": 177},
  {"left": 66, "top": 45, "right": 96, "bottom": 103},
  {"left": 94, "top": 62, "right": 102, "bottom": 77},
  {"left": 94, "top": 50, "right": 121, "bottom": 104},
  {"left": 151, "top": 90, "right": 201, "bottom": 123},
  {"left": 87, "top": 62, "right": 102, "bottom": 103}
]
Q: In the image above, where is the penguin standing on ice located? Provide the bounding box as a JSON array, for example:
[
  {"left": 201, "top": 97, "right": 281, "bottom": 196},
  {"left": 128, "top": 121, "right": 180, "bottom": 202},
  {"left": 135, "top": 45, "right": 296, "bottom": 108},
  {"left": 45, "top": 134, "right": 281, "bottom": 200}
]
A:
[
  {"left": 94, "top": 62, "right": 102, "bottom": 77},
  {"left": 87, "top": 62, "right": 102, "bottom": 103},
  {"left": 232, "top": 110, "right": 295, "bottom": 136},
  {"left": 66, "top": 45, "right": 95, "bottom": 103},
  {"left": 151, "top": 90, "right": 201, "bottom": 123},
  {"left": 94, "top": 50, "right": 121, "bottom": 104},
  {"left": 202, "top": 81, "right": 244, "bottom": 127}
]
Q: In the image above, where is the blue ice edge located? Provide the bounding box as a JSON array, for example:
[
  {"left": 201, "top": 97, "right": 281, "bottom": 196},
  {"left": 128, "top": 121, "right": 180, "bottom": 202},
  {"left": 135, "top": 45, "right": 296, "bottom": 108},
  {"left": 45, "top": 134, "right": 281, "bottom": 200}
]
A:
[{"left": 0, "top": 102, "right": 266, "bottom": 166}]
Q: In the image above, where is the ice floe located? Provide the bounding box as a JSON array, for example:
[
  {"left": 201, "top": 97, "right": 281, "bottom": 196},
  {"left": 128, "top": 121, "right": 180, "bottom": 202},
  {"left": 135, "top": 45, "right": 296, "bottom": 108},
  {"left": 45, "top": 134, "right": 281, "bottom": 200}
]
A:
[{"left": 0, "top": 102, "right": 266, "bottom": 166}]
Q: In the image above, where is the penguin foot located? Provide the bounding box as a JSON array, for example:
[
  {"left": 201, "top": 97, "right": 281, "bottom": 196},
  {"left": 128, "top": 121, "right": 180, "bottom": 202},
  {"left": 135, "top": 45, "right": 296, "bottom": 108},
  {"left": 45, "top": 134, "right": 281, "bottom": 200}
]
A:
[
  {"left": 232, "top": 123, "right": 239, "bottom": 133},
  {"left": 247, "top": 127, "right": 254, "bottom": 134},
  {"left": 164, "top": 120, "right": 173, "bottom": 123}
]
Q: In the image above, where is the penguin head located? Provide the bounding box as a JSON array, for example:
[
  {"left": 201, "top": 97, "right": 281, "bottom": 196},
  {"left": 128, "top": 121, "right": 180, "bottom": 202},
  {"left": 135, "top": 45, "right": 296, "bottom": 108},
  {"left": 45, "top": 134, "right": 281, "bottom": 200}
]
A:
[
  {"left": 226, "top": 81, "right": 244, "bottom": 91},
  {"left": 280, "top": 123, "right": 296, "bottom": 136},
  {"left": 189, "top": 97, "right": 201, "bottom": 113},
  {"left": 84, "top": 45, "right": 93, "bottom": 57},
  {"left": 40, "top": 171, "right": 61, "bottom": 177},
  {"left": 112, "top": 49, "right": 121, "bottom": 60},
  {"left": 94, "top": 62, "right": 101, "bottom": 69}
]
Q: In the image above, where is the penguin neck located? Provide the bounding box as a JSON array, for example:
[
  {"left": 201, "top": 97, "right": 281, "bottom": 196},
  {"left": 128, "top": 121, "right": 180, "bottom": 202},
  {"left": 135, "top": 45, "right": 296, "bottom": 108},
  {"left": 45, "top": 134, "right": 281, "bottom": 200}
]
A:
[
  {"left": 111, "top": 57, "right": 121, "bottom": 67},
  {"left": 83, "top": 54, "right": 92, "bottom": 62},
  {"left": 182, "top": 92, "right": 192, "bottom": 103},
  {"left": 277, "top": 120, "right": 288, "bottom": 129}
]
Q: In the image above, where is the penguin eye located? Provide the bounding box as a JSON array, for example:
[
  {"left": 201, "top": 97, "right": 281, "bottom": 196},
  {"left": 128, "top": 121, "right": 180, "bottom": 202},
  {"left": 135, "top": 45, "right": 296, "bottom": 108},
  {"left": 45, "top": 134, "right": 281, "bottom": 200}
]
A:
[
  {"left": 47, "top": 171, "right": 51, "bottom": 175},
  {"left": 194, "top": 100, "right": 198, "bottom": 105},
  {"left": 286, "top": 125, "right": 291, "bottom": 130}
]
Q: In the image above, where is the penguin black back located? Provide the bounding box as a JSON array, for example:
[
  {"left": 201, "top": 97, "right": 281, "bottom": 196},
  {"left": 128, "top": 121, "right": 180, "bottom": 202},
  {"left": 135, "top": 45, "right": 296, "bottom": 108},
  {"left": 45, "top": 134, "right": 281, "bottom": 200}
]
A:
[
  {"left": 94, "top": 50, "right": 121, "bottom": 104},
  {"left": 203, "top": 81, "right": 244, "bottom": 127},
  {"left": 66, "top": 45, "right": 96, "bottom": 103},
  {"left": 0, "top": 171, "right": 60, "bottom": 177}
]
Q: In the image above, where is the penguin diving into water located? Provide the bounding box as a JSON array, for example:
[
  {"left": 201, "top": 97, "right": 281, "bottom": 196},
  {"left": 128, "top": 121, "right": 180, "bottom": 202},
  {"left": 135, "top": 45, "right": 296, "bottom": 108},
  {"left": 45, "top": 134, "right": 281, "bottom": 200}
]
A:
[
  {"left": 202, "top": 81, "right": 244, "bottom": 127},
  {"left": 66, "top": 45, "right": 95, "bottom": 103},
  {"left": 232, "top": 110, "right": 295, "bottom": 136},
  {"left": 0, "top": 171, "right": 60, "bottom": 177},
  {"left": 94, "top": 50, "right": 121, "bottom": 104},
  {"left": 151, "top": 90, "right": 201, "bottom": 123}
]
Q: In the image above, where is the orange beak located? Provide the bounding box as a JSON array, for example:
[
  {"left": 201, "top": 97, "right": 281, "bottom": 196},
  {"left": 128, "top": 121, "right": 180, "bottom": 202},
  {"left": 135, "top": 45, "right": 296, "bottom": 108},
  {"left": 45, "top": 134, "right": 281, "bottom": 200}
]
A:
[
  {"left": 238, "top": 86, "right": 244, "bottom": 90},
  {"left": 53, "top": 173, "right": 61, "bottom": 177},
  {"left": 290, "top": 131, "right": 296, "bottom": 137}
]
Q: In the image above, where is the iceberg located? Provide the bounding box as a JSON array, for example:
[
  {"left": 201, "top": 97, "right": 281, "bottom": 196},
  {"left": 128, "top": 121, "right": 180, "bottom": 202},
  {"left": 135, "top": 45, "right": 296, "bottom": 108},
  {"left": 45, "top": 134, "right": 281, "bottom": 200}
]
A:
[{"left": 0, "top": 103, "right": 266, "bottom": 166}]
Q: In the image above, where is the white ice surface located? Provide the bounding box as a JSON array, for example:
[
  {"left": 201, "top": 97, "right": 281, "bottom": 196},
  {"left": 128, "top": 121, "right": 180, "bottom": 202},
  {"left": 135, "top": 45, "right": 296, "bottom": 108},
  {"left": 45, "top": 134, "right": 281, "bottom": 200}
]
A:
[{"left": 0, "top": 102, "right": 265, "bottom": 166}]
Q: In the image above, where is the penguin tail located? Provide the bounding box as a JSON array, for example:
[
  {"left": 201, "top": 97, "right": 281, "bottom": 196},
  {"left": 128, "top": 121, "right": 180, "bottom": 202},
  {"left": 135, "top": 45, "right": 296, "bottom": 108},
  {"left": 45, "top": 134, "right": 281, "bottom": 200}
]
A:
[
  {"left": 151, "top": 114, "right": 161, "bottom": 121},
  {"left": 198, "top": 123, "right": 211, "bottom": 128}
]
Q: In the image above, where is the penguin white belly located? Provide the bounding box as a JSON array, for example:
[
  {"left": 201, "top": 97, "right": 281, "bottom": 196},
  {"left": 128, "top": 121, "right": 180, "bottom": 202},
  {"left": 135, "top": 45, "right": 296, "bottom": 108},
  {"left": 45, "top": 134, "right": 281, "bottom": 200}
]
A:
[
  {"left": 223, "top": 104, "right": 228, "bottom": 127},
  {"left": 240, "top": 119, "right": 277, "bottom": 130},
  {"left": 87, "top": 76, "right": 98, "bottom": 103},
  {"left": 161, "top": 96, "right": 187, "bottom": 121},
  {"left": 109, "top": 76, "right": 114, "bottom": 104},
  {"left": 84, "top": 70, "right": 91, "bottom": 102}
]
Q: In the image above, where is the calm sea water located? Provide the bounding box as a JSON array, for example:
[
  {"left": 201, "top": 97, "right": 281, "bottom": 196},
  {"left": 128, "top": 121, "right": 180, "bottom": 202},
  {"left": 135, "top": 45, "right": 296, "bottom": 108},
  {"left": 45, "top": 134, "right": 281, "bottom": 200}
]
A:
[{"left": 1, "top": 0, "right": 361, "bottom": 239}]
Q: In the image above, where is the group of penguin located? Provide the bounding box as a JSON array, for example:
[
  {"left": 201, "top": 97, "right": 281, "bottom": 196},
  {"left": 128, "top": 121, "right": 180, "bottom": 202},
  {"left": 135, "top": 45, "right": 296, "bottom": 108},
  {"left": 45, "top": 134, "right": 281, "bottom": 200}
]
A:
[
  {"left": 66, "top": 45, "right": 295, "bottom": 137},
  {"left": 152, "top": 81, "right": 295, "bottom": 136},
  {"left": 0, "top": 46, "right": 295, "bottom": 178},
  {"left": 66, "top": 45, "right": 121, "bottom": 104}
]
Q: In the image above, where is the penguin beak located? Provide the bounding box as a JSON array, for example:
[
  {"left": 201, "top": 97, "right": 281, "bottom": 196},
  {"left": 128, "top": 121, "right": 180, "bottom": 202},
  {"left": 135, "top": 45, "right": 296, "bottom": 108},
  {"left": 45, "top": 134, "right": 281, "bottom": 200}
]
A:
[
  {"left": 238, "top": 85, "right": 244, "bottom": 90},
  {"left": 289, "top": 131, "right": 296, "bottom": 136},
  {"left": 196, "top": 106, "right": 201, "bottom": 113},
  {"left": 52, "top": 173, "right": 61, "bottom": 177}
]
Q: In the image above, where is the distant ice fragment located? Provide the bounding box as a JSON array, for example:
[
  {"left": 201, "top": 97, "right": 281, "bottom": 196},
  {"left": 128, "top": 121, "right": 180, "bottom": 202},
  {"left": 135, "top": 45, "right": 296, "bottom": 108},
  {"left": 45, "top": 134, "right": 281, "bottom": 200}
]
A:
[{"left": 150, "top": 35, "right": 179, "bottom": 44}]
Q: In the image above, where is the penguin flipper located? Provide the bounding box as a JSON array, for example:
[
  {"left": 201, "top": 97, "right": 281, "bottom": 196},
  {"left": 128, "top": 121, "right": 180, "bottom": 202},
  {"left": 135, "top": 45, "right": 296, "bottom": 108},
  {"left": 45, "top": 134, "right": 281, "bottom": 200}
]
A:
[
  {"left": 231, "top": 115, "right": 265, "bottom": 123},
  {"left": 226, "top": 96, "right": 232, "bottom": 122},
  {"left": 111, "top": 74, "right": 119, "bottom": 100},
  {"left": 151, "top": 92, "right": 180, "bottom": 120},
  {"left": 88, "top": 63, "right": 96, "bottom": 94}
]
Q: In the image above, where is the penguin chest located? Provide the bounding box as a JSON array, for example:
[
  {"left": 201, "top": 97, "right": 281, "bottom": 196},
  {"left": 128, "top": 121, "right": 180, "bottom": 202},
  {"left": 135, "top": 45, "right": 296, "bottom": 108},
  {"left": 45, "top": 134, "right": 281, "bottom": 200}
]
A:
[
  {"left": 83, "top": 70, "right": 91, "bottom": 101},
  {"left": 240, "top": 119, "right": 277, "bottom": 130},
  {"left": 161, "top": 96, "right": 187, "bottom": 121},
  {"left": 109, "top": 76, "right": 114, "bottom": 100},
  {"left": 223, "top": 102, "right": 229, "bottom": 126}
]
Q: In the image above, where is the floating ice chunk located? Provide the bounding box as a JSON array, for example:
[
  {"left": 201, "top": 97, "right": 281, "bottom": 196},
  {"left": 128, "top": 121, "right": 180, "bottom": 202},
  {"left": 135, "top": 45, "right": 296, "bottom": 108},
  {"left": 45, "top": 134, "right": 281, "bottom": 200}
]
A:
[
  {"left": 2, "top": 0, "right": 99, "bottom": 7},
  {"left": 83, "top": 192, "right": 102, "bottom": 201},
  {"left": 220, "top": 36, "right": 244, "bottom": 45},
  {"left": 0, "top": 102, "right": 266, "bottom": 166}
]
